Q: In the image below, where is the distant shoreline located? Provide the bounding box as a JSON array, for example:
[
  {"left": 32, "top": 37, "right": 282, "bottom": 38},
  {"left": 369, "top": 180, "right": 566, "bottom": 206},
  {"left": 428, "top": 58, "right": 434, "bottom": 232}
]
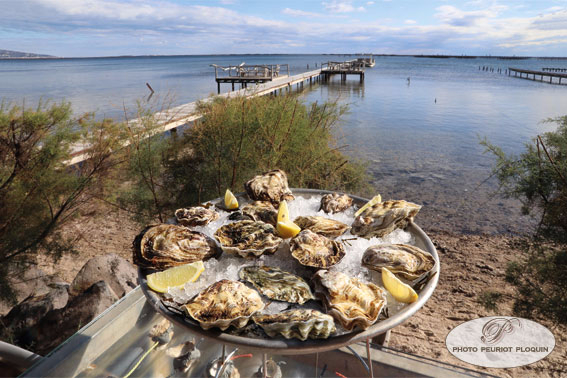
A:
[{"left": 2, "top": 53, "right": 567, "bottom": 61}]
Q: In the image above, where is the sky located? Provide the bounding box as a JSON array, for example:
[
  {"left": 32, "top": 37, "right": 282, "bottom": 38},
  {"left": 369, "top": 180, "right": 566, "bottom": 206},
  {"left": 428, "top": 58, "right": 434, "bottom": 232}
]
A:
[{"left": 1, "top": 0, "right": 567, "bottom": 57}]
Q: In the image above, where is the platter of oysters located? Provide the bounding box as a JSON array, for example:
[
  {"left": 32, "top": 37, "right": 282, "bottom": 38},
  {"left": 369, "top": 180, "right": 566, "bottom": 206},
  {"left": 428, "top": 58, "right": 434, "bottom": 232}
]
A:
[{"left": 135, "top": 170, "right": 439, "bottom": 354}]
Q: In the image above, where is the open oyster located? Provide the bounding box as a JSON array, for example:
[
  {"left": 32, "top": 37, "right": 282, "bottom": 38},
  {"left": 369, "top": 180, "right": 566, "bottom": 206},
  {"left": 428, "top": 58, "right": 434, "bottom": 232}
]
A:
[
  {"left": 244, "top": 169, "right": 294, "bottom": 205},
  {"left": 362, "top": 244, "right": 435, "bottom": 281},
  {"left": 242, "top": 201, "right": 278, "bottom": 225},
  {"left": 313, "top": 270, "right": 387, "bottom": 331},
  {"left": 252, "top": 309, "right": 336, "bottom": 341},
  {"left": 133, "top": 224, "right": 220, "bottom": 270},
  {"left": 184, "top": 280, "right": 265, "bottom": 331},
  {"left": 214, "top": 220, "right": 283, "bottom": 258},
  {"left": 351, "top": 200, "right": 422, "bottom": 239},
  {"left": 320, "top": 193, "right": 353, "bottom": 214},
  {"left": 294, "top": 216, "right": 349, "bottom": 239},
  {"left": 239, "top": 266, "right": 314, "bottom": 304},
  {"left": 175, "top": 206, "right": 219, "bottom": 227},
  {"left": 290, "top": 230, "right": 345, "bottom": 268}
]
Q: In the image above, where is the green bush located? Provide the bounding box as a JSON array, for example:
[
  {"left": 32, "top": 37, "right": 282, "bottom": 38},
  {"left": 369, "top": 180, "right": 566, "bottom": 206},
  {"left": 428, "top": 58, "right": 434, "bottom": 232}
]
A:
[
  {"left": 162, "top": 94, "right": 369, "bottom": 207},
  {"left": 482, "top": 116, "right": 567, "bottom": 323},
  {"left": 0, "top": 101, "right": 122, "bottom": 301}
]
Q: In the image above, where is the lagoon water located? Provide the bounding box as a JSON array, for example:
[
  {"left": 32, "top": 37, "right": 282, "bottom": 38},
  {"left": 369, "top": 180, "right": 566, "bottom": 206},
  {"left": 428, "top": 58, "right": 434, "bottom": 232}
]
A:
[{"left": 2, "top": 54, "right": 566, "bottom": 234}]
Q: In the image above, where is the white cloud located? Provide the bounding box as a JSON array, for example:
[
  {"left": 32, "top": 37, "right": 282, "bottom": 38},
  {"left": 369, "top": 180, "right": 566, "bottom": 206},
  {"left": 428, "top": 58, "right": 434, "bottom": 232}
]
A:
[
  {"left": 282, "top": 8, "right": 323, "bottom": 17},
  {"left": 323, "top": 1, "right": 364, "bottom": 13},
  {"left": 404, "top": 19, "right": 417, "bottom": 25},
  {"left": 367, "top": 1, "right": 375, "bottom": 5}
]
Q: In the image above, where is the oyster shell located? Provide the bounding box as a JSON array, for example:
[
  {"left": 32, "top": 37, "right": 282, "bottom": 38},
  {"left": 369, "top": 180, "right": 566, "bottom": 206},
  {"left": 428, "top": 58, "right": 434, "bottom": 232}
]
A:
[
  {"left": 252, "top": 309, "right": 336, "bottom": 341},
  {"left": 175, "top": 206, "right": 219, "bottom": 227},
  {"left": 239, "top": 266, "right": 314, "bottom": 304},
  {"left": 184, "top": 280, "right": 264, "bottom": 331},
  {"left": 320, "top": 193, "right": 353, "bottom": 214},
  {"left": 290, "top": 230, "right": 345, "bottom": 268},
  {"left": 242, "top": 201, "right": 278, "bottom": 225},
  {"left": 214, "top": 220, "right": 283, "bottom": 258},
  {"left": 133, "top": 224, "right": 220, "bottom": 270},
  {"left": 313, "top": 270, "right": 387, "bottom": 331},
  {"left": 294, "top": 216, "right": 349, "bottom": 239},
  {"left": 351, "top": 200, "right": 422, "bottom": 239},
  {"left": 244, "top": 169, "right": 294, "bottom": 205},
  {"left": 362, "top": 244, "right": 435, "bottom": 281}
]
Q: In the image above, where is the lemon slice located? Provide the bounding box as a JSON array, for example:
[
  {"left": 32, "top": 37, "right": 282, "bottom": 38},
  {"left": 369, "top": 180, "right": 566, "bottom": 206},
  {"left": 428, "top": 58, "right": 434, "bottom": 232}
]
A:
[
  {"left": 277, "top": 221, "right": 301, "bottom": 238},
  {"left": 224, "top": 189, "right": 239, "bottom": 210},
  {"left": 381, "top": 267, "right": 418, "bottom": 303},
  {"left": 277, "top": 200, "right": 290, "bottom": 223},
  {"left": 354, "top": 194, "right": 382, "bottom": 217},
  {"left": 147, "top": 261, "right": 205, "bottom": 293}
]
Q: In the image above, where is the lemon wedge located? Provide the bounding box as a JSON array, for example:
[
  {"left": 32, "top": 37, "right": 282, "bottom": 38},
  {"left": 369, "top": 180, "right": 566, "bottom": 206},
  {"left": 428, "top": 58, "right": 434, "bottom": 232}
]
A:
[
  {"left": 277, "top": 200, "right": 290, "bottom": 223},
  {"left": 224, "top": 189, "right": 239, "bottom": 210},
  {"left": 354, "top": 194, "right": 382, "bottom": 217},
  {"left": 277, "top": 221, "right": 301, "bottom": 238},
  {"left": 381, "top": 267, "right": 418, "bottom": 303},
  {"left": 147, "top": 261, "right": 205, "bottom": 293}
]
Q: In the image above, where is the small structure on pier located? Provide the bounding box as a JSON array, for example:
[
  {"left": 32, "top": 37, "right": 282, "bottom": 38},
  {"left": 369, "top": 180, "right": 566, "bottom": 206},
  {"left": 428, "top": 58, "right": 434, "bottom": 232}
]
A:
[
  {"left": 356, "top": 54, "right": 375, "bottom": 67},
  {"left": 212, "top": 63, "right": 290, "bottom": 93},
  {"left": 509, "top": 67, "right": 566, "bottom": 85},
  {"left": 321, "top": 60, "right": 365, "bottom": 82}
]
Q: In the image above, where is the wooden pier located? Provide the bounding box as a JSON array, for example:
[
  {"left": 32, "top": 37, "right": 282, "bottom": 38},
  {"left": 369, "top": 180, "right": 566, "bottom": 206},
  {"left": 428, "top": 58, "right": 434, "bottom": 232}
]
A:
[
  {"left": 321, "top": 60, "right": 365, "bottom": 82},
  {"left": 542, "top": 67, "right": 567, "bottom": 72},
  {"left": 509, "top": 67, "right": 567, "bottom": 85},
  {"left": 213, "top": 64, "right": 291, "bottom": 94}
]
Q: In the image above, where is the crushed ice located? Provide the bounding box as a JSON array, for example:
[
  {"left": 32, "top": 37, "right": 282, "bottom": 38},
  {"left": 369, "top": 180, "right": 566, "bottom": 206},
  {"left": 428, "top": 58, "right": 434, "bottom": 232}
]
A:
[{"left": 166, "top": 194, "right": 417, "bottom": 323}]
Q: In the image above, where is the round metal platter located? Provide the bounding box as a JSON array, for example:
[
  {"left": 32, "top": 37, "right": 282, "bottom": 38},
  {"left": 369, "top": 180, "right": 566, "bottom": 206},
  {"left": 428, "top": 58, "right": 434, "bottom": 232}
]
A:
[{"left": 139, "top": 188, "right": 440, "bottom": 355}]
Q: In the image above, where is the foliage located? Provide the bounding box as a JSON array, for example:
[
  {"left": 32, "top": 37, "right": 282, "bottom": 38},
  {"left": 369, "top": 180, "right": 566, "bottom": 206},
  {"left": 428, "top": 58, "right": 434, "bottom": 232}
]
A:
[
  {"left": 0, "top": 101, "right": 122, "bottom": 302},
  {"left": 163, "top": 94, "right": 368, "bottom": 207},
  {"left": 478, "top": 290, "right": 503, "bottom": 312},
  {"left": 482, "top": 116, "right": 567, "bottom": 324}
]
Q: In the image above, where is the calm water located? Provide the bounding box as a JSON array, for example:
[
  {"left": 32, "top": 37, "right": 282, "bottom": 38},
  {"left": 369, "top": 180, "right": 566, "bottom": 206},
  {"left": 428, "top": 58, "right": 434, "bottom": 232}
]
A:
[{"left": 2, "top": 55, "right": 566, "bottom": 234}]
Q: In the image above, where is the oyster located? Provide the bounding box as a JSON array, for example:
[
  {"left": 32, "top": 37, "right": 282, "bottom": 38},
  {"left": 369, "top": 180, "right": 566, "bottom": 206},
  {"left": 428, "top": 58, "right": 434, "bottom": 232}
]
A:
[
  {"left": 241, "top": 201, "right": 278, "bottom": 225},
  {"left": 313, "top": 270, "right": 387, "bottom": 331},
  {"left": 175, "top": 206, "right": 219, "bottom": 227},
  {"left": 320, "top": 193, "right": 353, "bottom": 214},
  {"left": 244, "top": 169, "right": 294, "bottom": 205},
  {"left": 362, "top": 244, "right": 435, "bottom": 281},
  {"left": 351, "top": 200, "right": 422, "bottom": 239},
  {"left": 294, "top": 216, "right": 349, "bottom": 239},
  {"left": 239, "top": 266, "right": 314, "bottom": 304},
  {"left": 252, "top": 309, "right": 336, "bottom": 341},
  {"left": 184, "top": 280, "right": 264, "bottom": 331},
  {"left": 133, "top": 224, "right": 220, "bottom": 270},
  {"left": 290, "top": 230, "right": 345, "bottom": 268},
  {"left": 214, "top": 220, "right": 283, "bottom": 258}
]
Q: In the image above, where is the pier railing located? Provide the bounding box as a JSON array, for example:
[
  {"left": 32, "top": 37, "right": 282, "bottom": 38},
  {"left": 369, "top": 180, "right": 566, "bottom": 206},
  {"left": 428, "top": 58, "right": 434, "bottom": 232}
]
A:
[{"left": 212, "top": 64, "right": 290, "bottom": 80}]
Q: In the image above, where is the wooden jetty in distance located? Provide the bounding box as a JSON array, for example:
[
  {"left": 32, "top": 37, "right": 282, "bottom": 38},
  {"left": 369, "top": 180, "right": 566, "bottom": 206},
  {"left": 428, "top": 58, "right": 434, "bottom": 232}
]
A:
[
  {"left": 509, "top": 67, "right": 567, "bottom": 85},
  {"left": 213, "top": 63, "right": 290, "bottom": 93},
  {"left": 542, "top": 67, "right": 567, "bottom": 72},
  {"left": 321, "top": 60, "right": 365, "bottom": 82}
]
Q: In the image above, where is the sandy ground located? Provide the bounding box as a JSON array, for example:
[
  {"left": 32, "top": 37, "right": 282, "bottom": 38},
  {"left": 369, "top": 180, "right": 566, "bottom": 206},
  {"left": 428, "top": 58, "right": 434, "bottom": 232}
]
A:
[{"left": 27, "top": 201, "right": 566, "bottom": 377}]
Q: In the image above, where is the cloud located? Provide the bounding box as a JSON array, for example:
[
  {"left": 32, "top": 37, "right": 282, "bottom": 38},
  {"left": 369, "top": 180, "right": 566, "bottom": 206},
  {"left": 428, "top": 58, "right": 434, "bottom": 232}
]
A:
[
  {"left": 282, "top": 8, "right": 323, "bottom": 17},
  {"left": 366, "top": 1, "right": 375, "bottom": 5},
  {"left": 323, "top": 1, "right": 364, "bottom": 13},
  {"left": 404, "top": 19, "right": 417, "bottom": 25},
  {"left": 435, "top": 5, "right": 507, "bottom": 27}
]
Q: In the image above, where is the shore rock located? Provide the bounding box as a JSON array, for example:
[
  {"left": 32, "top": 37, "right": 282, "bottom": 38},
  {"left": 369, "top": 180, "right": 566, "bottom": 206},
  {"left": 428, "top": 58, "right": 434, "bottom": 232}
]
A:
[
  {"left": 30, "top": 281, "right": 119, "bottom": 355},
  {"left": 69, "top": 254, "right": 137, "bottom": 298}
]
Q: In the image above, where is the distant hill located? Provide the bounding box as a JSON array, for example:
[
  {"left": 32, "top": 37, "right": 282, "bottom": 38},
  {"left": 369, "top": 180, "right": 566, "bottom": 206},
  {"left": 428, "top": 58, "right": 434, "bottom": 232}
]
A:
[{"left": 0, "top": 49, "right": 55, "bottom": 59}]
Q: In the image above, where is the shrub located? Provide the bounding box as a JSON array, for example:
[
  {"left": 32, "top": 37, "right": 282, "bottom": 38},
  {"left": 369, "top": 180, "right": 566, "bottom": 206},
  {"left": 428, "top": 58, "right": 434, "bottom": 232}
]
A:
[
  {"left": 482, "top": 116, "right": 567, "bottom": 323},
  {"left": 0, "top": 101, "right": 122, "bottom": 301}
]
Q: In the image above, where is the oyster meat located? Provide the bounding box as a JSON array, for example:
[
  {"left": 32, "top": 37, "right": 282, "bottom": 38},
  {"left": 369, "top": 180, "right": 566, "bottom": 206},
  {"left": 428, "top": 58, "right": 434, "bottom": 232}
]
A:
[
  {"left": 133, "top": 224, "right": 220, "bottom": 270},
  {"left": 313, "top": 270, "right": 387, "bottom": 331},
  {"left": 244, "top": 169, "right": 295, "bottom": 205},
  {"left": 241, "top": 201, "right": 278, "bottom": 225},
  {"left": 362, "top": 243, "right": 435, "bottom": 281},
  {"left": 290, "top": 230, "right": 345, "bottom": 268},
  {"left": 184, "top": 280, "right": 265, "bottom": 331},
  {"left": 351, "top": 200, "right": 422, "bottom": 239},
  {"left": 239, "top": 266, "right": 314, "bottom": 304},
  {"left": 175, "top": 206, "right": 219, "bottom": 227},
  {"left": 214, "top": 220, "right": 283, "bottom": 258},
  {"left": 252, "top": 309, "right": 336, "bottom": 341},
  {"left": 294, "top": 216, "right": 349, "bottom": 239},
  {"left": 320, "top": 193, "right": 353, "bottom": 214}
]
